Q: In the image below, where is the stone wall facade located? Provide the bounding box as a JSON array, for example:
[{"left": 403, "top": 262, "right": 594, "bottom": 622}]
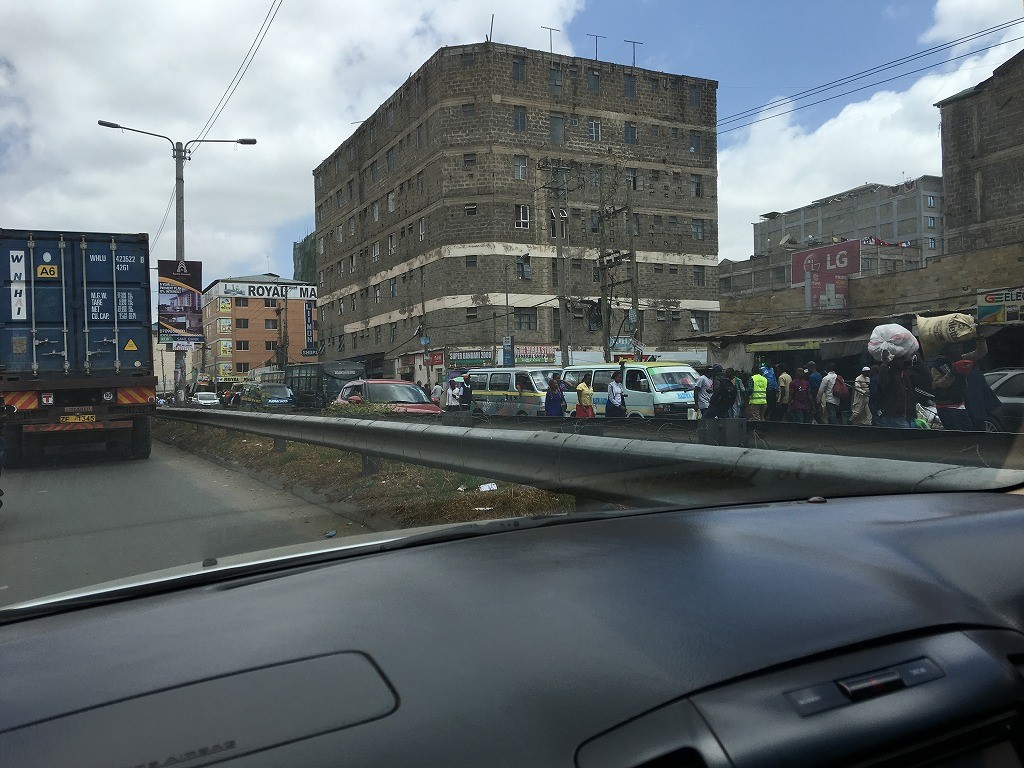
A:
[{"left": 312, "top": 41, "right": 720, "bottom": 373}]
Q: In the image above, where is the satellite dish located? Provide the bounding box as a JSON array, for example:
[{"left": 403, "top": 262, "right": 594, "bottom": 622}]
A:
[{"left": 778, "top": 234, "right": 793, "bottom": 246}]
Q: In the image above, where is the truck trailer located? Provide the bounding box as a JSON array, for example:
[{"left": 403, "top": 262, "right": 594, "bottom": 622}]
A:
[{"left": 0, "top": 229, "right": 157, "bottom": 464}]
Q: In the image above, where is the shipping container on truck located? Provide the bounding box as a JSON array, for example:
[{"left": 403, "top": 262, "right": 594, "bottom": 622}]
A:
[{"left": 0, "top": 229, "right": 157, "bottom": 464}]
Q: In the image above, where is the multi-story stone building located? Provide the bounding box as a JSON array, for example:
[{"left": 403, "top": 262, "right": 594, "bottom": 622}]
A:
[
  {"left": 752, "top": 175, "right": 944, "bottom": 269},
  {"left": 312, "top": 41, "right": 720, "bottom": 381},
  {"left": 935, "top": 49, "right": 1024, "bottom": 254},
  {"left": 195, "top": 274, "right": 318, "bottom": 386}
]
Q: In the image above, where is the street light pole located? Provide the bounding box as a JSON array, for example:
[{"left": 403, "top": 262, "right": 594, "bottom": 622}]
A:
[{"left": 98, "top": 120, "right": 256, "bottom": 403}]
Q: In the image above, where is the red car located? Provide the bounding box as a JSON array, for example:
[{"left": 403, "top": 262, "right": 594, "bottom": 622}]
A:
[{"left": 334, "top": 379, "right": 442, "bottom": 415}]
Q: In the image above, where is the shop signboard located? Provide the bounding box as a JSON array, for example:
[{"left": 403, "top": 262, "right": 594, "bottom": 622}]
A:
[
  {"left": 448, "top": 349, "right": 493, "bottom": 367},
  {"left": 790, "top": 241, "right": 861, "bottom": 311},
  {"left": 978, "top": 286, "right": 1024, "bottom": 324},
  {"left": 158, "top": 260, "right": 203, "bottom": 345},
  {"left": 515, "top": 345, "right": 556, "bottom": 363}
]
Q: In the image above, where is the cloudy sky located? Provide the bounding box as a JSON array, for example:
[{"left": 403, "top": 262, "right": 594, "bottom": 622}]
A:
[{"left": 1, "top": 0, "right": 1022, "bottom": 285}]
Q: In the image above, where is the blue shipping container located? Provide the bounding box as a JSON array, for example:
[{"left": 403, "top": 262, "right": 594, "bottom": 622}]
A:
[{"left": 0, "top": 229, "right": 153, "bottom": 377}]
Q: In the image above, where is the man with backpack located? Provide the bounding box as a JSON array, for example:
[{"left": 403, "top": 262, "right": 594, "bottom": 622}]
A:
[
  {"left": 708, "top": 367, "right": 738, "bottom": 419},
  {"left": 818, "top": 362, "right": 848, "bottom": 425}
]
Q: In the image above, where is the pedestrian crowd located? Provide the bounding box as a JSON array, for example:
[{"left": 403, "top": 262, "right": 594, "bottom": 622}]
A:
[{"left": 692, "top": 321, "right": 1000, "bottom": 430}]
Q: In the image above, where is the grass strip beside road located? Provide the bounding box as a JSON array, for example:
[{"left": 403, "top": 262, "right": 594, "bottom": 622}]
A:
[{"left": 154, "top": 420, "right": 574, "bottom": 529}]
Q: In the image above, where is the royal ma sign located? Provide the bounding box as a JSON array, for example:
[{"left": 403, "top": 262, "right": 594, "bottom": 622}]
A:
[{"left": 214, "top": 281, "right": 318, "bottom": 301}]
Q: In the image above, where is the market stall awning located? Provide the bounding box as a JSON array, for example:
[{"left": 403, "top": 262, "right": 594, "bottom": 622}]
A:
[{"left": 745, "top": 339, "right": 821, "bottom": 353}]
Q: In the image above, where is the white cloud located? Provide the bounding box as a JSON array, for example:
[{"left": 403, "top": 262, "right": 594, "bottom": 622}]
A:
[
  {"left": 718, "top": 5, "right": 1024, "bottom": 261},
  {"left": 921, "top": 0, "right": 1022, "bottom": 44},
  {"left": 0, "top": 1, "right": 582, "bottom": 281}
]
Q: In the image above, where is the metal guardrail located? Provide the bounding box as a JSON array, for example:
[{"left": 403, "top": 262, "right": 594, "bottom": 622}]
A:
[{"left": 156, "top": 408, "right": 1024, "bottom": 508}]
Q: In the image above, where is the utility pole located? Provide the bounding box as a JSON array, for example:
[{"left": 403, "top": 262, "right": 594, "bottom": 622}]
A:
[
  {"left": 598, "top": 168, "right": 611, "bottom": 362},
  {"left": 544, "top": 159, "right": 572, "bottom": 366},
  {"left": 626, "top": 180, "right": 640, "bottom": 346}
]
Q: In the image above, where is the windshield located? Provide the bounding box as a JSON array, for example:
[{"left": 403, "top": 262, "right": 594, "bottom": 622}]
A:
[
  {"left": 649, "top": 369, "right": 697, "bottom": 392},
  {"left": 2, "top": 2, "right": 1023, "bottom": 614},
  {"left": 367, "top": 383, "right": 431, "bottom": 403},
  {"left": 260, "top": 385, "right": 292, "bottom": 398}
]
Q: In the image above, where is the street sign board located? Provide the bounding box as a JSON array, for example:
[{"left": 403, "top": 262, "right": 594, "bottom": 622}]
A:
[{"left": 301, "top": 348, "right": 318, "bottom": 357}]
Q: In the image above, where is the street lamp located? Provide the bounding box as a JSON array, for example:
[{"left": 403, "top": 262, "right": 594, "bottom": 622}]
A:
[{"left": 98, "top": 120, "right": 256, "bottom": 403}]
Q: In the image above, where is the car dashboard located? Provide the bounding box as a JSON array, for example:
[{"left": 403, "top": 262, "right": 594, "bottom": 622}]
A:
[{"left": 4, "top": 491, "right": 1024, "bottom": 767}]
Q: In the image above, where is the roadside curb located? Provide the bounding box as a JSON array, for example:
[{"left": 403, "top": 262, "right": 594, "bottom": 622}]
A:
[{"left": 155, "top": 434, "right": 395, "bottom": 533}]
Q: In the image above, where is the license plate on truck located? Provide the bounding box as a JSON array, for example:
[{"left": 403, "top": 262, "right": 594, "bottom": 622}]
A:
[{"left": 59, "top": 415, "right": 96, "bottom": 423}]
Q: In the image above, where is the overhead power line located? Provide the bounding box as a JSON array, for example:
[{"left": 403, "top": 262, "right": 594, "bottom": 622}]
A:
[
  {"left": 718, "top": 33, "right": 1024, "bottom": 135},
  {"left": 717, "top": 17, "right": 1024, "bottom": 129}
]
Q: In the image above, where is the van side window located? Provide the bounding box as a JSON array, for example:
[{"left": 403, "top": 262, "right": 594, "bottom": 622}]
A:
[
  {"left": 467, "top": 373, "right": 487, "bottom": 390},
  {"left": 515, "top": 373, "right": 531, "bottom": 390},
  {"left": 625, "top": 370, "right": 650, "bottom": 392},
  {"left": 562, "top": 370, "right": 583, "bottom": 386},
  {"left": 592, "top": 370, "right": 613, "bottom": 392},
  {"left": 490, "top": 373, "right": 511, "bottom": 391}
]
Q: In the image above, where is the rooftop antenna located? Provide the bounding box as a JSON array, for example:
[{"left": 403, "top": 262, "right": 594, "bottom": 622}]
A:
[
  {"left": 541, "top": 25, "right": 560, "bottom": 56},
  {"left": 488, "top": 13, "right": 494, "bottom": 42},
  {"left": 586, "top": 33, "right": 606, "bottom": 60},
  {"left": 624, "top": 38, "right": 644, "bottom": 66}
]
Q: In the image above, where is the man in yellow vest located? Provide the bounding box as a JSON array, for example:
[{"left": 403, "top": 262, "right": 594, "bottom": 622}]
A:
[{"left": 748, "top": 366, "right": 768, "bottom": 421}]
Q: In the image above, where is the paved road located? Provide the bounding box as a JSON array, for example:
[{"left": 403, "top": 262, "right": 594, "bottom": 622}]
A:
[{"left": 0, "top": 440, "right": 370, "bottom": 608}]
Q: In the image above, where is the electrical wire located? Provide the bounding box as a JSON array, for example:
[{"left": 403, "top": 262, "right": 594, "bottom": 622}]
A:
[
  {"left": 191, "top": 0, "right": 282, "bottom": 153},
  {"left": 150, "top": 187, "right": 177, "bottom": 252},
  {"left": 719, "top": 33, "right": 1024, "bottom": 135},
  {"left": 717, "top": 17, "right": 1024, "bottom": 126}
]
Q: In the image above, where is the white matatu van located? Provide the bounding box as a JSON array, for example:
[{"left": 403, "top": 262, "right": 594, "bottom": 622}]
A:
[{"left": 561, "top": 361, "right": 700, "bottom": 418}]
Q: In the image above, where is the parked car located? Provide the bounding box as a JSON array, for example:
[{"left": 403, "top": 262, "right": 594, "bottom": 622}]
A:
[
  {"left": 335, "top": 379, "right": 442, "bottom": 415},
  {"left": 189, "top": 392, "right": 221, "bottom": 407},
  {"left": 983, "top": 368, "right": 1024, "bottom": 433},
  {"left": 239, "top": 382, "right": 296, "bottom": 410}
]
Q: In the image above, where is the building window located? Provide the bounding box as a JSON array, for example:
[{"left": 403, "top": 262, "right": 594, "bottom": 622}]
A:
[
  {"left": 625, "top": 167, "right": 640, "bottom": 190},
  {"left": 587, "top": 117, "right": 601, "bottom": 141},
  {"left": 386, "top": 148, "right": 395, "bottom": 171},
  {"left": 236, "top": 340, "right": 249, "bottom": 351},
  {"left": 693, "top": 265, "right": 706, "bottom": 286},
  {"left": 370, "top": 161, "right": 379, "bottom": 183},
  {"left": 589, "top": 165, "right": 601, "bottom": 188},
  {"left": 390, "top": 277, "right": 397, "bottom": 297},
  {"left": 390, "top": 323, "right": 397, "bottom": 343},
  {"left": 465, "top": 204, "right": 478, "bottom": 216},
  {"left": 514, "top": 204, "right": 531, "bottom": 229},
  {"left": 691, "top": 311, "right": 709, "bottom": 332},
  {"left": 648, "top": 76, "right": 660, "bottom": 93},
  {"left": 349, "top": 254, "right": 356, "bottom": 273},
  {"left": 375, "top": 327, "right": 381, "bottom": 345},
  {"left": 461, "top": 51, "right": 475, "bottom": 67},
  {"left": 656, "top": 309, "right": 666, "bottom": 322},
  {"left": 513, "top": 106, "right": 527, "bottom": 132},
  {"left": 688, "top": 83, "right": 702, "bottom": 107},
  {"left": 419, "top": 217, "right": 426, "bottom": 240},
  {"left": 235, "top": 362, "right": 250, "bottom": 374},
  {"left": 336, "top": 225, "right": 344, "bottom": 243},
  {"left": 265, "top": 319, "right": 278, "bottom": 330},
  {"left": 516, "top": 253, "right": 532, "bottom": 280},
  {"left": 649, "top": 124, "right": 660, "bottom": 138},
  {"left": 548, "top": 67, "right": 562, "bottom": 96},
  {"left": 374, "top": 285, "right": 381, "bottom": 304},
  {"left": 623, "top": 74, "right": 636, "bottom": 98},
  {"left": 927, "top": 216, "right": 936, "bottom": 227},
  {"left": 590, "top": 210, "right": 600, "bottom": 233},
  {"left": 669, "top": 265, "right": 678, "bottom": 274},
  {"left": 465, "top": 255, "right": 478, "bottom": 267},
  {"left": 462, "top": 103, "right": 475, "bottom": 117},
  {"left": 691, "top": 219, "right": 705, "bottom": 240},
  {"left": 463, "top": 153, "right": 477, "bottom": 168},
  {"left": 928, "top": 237, "right": 937, "bottom": 250},
  {"left": 654, "top": 264, "right": 664, "bottom": 274},
  {"left": 387, "top": 191, "right": 396, "bottom": 212},
  {"left": 671, "top": 310, "right": 682, "bottom": 321},
  {"left": 265, "top": 340, "right": 277, "bottom": 352},
  {"left": 549, "top": 208, "right": 567, "bottom": 239},
  {"left": 624, "top": 122, "right": 638, "bottom": 145},
  {"left": 571, "top": 258, "right": 582, "bottom": 270},
  {"left": 513, "top": 155, "right": 528, "bottom": 180},
  {"left": 514, "top": 307, "right": 538, "bottom": 330},
  {"left": 512, "top": 56, "right": 525, "bottom": 81},
  {"left": 690, "top": 174, "right": 703, "bottom": 197},
  {"left": 372, "top": 202, "right": 379, "bottom": 222},
  {"left": 549, "top": 113, "right": 564, "bottom": 145},
  {"left": 417, "top": 171, "right": 424, "bottom": 194},
  {"left": 348, "top": 217, "right": 356, "bottom": 236},
  {"left": 631, "top": 213, "right": 640, "bottom": 236},
  {"left": 689, "top": 131, "right": 702, "bottom": 154},
  {"left": 466, "top": 307, "right": 478, "bottom": 321},
  {"left": 372, "top": 241, "right": 380, "bottom": 262},
  {"left": 234, "top": 297, "right": 248, "bottom": 308},
  {"left": 388, "top": 232, "right": 396, "bottom": 255},
  {"left": 235, "top": 318, "right": 249, "bottom": 329},
  {"left": 587, "top": 69, "right": 599, "bottom": 93},
  {"left": 264, "top": 298, "right": 276, "bottom": 308},
  {"left": 350, "top": 295, "right": 356, "bottom": 311},
  {"left": 927, "top": 195, "right": 936, "bottom": 207},
  {"left": 593, "top": 264, "right": 601, "bottom": 283}
]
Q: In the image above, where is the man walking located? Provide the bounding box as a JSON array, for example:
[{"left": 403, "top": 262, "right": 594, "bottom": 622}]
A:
[
  {"left": 788, "top": 369, "right": 812, "bottom": 424},
  {"left": 776, "top": 365, "right": 791, "bottom": 422},
  {"left": 850, "top": 366, "right": 872, "bottom": 426},
  {"left": 747, "top": 366, "right": 768, "bottom": 421},
  {"left": 444, "top": 377, "right": 463, "bottom": 411},
  {"left": 806, "top": 361, "right": 823, "bottom": 423},
  {"left": 818, "top": 363, "right": 841, "bottom": 425},
  {"left": 761, "top": 362, "right": 778, "bottom": 420},
  {"left": 694, "top": 365, "right": 716, "bottom": 419}
]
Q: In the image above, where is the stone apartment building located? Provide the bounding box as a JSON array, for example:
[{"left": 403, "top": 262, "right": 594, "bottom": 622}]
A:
[
  {"left": 312, "top": 41, "right": 720, "bottom": 380},
  {"left": 935, "top": 48, "right": 1024, "bottom": 254}
]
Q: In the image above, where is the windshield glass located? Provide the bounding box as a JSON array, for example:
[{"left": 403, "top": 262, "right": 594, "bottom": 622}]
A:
[
  {"left": 2, "top": 2, "right": 1023, "bottom": 613},
  {"left": 649, "top": 369, "right": 697, "bottom": 392},
  {"left": 367, "top": 383, "right": 431, "bottom": 403},
  {"left": 260, "top": 385, "right": 292, "bottom": 398}
]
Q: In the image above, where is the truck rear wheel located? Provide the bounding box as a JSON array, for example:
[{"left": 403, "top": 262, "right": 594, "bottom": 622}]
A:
[{"left": 129, "top": 416, "right": 152, "bottom": 460}]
